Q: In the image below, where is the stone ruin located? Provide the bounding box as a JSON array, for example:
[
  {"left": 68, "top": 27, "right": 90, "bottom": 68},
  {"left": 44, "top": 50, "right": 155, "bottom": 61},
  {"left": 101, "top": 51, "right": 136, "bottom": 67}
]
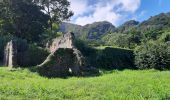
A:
[
  {"left": 2, "top": 32, "right": 87, "bottom": 77},
  {"left": 38, "top": 32, "right": 86, "bottom": 77},
  {"left": 49, "top": 32, "right": 75, "bottom": 53},
  {"left": 3, "top": 40, "right": 18, "bottom": 68}
]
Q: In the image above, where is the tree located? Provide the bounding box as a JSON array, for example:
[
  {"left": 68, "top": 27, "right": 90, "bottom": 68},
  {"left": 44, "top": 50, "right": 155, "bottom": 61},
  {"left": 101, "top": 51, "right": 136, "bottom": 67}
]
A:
[
  {"left": 34, "top": 0, "right": 73, "bottom": 31},
  {"left": 135, "top": 41, "right": 170, "bottom": 70},
  {"left": 0, "top": 0, "right": 73, "bottom": 43},
  {"left": 0, "top": 0, "right": 49, "bottom": 43}
]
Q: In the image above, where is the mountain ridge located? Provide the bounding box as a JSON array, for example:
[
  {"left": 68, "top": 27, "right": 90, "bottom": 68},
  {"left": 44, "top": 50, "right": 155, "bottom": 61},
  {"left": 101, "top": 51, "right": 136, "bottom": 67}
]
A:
[{"left": 59, "top": 12, "right": 170, "bottom": 40}]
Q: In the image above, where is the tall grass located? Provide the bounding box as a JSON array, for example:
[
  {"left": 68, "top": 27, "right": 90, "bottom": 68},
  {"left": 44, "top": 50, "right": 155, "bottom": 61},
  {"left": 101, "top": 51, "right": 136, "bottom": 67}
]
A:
[{"left": 0, "top": 67, "right": 170, "bottom": 99}]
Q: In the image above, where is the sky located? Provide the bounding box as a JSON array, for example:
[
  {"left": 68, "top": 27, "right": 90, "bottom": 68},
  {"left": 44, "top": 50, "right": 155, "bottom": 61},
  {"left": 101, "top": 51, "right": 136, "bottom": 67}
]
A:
[{"left": 68, "top": 0, "right": 170, "bottom": 26}]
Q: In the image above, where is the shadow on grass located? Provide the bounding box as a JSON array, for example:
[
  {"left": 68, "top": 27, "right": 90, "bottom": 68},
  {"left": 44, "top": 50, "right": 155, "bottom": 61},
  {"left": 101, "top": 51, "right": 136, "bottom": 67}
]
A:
[
  {"left": 28, "top": 66, "right": 101, "bottom": 79},
  {"left": 28, "top": 65, "right": 139, "bottom": 79}
]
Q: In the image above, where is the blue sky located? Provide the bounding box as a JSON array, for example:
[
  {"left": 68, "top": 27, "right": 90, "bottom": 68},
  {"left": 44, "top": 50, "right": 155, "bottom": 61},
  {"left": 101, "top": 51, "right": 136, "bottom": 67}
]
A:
[{"left": 68, "top": 0, "right": 170, "bottom": 26}]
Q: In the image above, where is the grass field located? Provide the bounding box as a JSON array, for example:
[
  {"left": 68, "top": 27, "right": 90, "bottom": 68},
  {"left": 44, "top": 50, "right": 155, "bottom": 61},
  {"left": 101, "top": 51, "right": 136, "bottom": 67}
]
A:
[{"left": 0, "top": 67, "right": 170, "bottom": 100}]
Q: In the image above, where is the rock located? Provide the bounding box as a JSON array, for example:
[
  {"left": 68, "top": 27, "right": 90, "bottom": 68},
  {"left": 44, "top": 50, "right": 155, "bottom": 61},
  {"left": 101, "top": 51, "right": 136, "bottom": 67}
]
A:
[
  {"left": 3, "top": 40, "right": 18, "bottom": 68},
  {"left": 38, "top": 32, "right": 86, "bottom": 77}
]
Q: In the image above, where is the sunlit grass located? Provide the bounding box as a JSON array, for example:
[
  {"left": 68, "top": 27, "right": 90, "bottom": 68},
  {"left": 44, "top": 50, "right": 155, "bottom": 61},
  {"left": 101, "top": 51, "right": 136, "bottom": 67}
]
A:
[
  {"left": 94, "top": 45, "right": 132, "bottom": 50},
  {"left": 0, "top": 67, "right": 170, "bottom": 99}
]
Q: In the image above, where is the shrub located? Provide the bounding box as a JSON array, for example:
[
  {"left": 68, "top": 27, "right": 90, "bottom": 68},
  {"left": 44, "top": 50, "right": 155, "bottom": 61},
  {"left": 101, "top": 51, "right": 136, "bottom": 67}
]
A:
[
  {"left": 159, "top": 32, "right": 170, "bottom": 42},
  {"left": 135, "top": 41, "right": 170, "bottom": 70},
  {"left": 102, "top": 33, "right": 140, "bottom": 49},
  {"left": 17, "top": 44, "right": 49, "bottom": 67}
]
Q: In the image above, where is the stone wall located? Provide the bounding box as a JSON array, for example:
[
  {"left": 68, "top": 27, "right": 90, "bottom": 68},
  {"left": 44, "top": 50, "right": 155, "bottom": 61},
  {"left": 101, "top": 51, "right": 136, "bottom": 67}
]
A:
[
  {"left": 3, "top": 39, "right": 48, "bottom": 68},
  {"left": 3, "top": 40, "right": 17, "bottom": 68},
  {"left": 38, "top": 32, "right": 86, "bottom": 77},
  {"left": 49, "top": 32, "right": 75, "bottom": 53}
]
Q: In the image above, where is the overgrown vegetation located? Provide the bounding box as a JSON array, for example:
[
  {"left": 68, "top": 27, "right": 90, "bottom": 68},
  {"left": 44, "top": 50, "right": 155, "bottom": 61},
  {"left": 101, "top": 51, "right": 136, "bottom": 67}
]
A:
[
  {"left": 135, "top": 41, "right": 170, "bottom": 70},
  {"left": 0, "top": 67, "right": 170, "bottom": 99},
  {"left": 17, "top": 44, "right": 49, "bottom": 67},
  {"left": 0, "top": 0, "right": 73, "bottom": 44},
  {"left": 75, "top": 39, "right": 135, "bottom": 70}
]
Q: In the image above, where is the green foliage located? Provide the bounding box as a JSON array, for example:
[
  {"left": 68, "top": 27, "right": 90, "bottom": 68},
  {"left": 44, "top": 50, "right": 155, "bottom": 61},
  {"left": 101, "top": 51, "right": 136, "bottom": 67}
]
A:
[
  {"left": 159, "top": 32, "right": 170, "bottom": 42},
  {"left": 0, "top": 67, "right": 170, "bottom": 99},
  {"left": 0, "top": 0, "right": 49, "bottom": 43},
  {"left": 74, "top": 39, "right": 90, "bottom": 55},
  {"left": 139, "top": 13, "right": 170, "bottom": 31},
  {"left": 102, "top": 33, "right": 140, "bottom": 49},
  {"left": 18, "top": 44, "right": 49, "bottom": 67},
  {"left": 0, "top": 0, "right": 73, "bottom": 44},
  {"left": 34, "top": 0, "right": 73, "bottom": 31},
  {"left": 135, "top": 41, "right": 170, "bottom": 70},
  {"left": 143, "top": 28, "right": 163, "bottom": 40}
]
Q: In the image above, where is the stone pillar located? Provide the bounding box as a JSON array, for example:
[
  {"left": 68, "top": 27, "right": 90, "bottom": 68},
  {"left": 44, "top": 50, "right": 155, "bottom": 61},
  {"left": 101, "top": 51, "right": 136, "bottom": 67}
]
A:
[{"left": 3, "top": 40, "right": 17, "bottom": 68}]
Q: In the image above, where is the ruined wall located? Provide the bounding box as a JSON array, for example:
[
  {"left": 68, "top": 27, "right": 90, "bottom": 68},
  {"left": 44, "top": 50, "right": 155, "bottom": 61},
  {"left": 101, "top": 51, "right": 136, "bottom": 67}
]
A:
[
  {"left": 38, "top": 32, "right": 86, "bottom": 77},
  {"left": 49, "top": 32, "right": 75, "bottom": 53},
  {"left": 3, "top": 39, "right": 48, "bottom": 68},
  {"left": 3, "top": 40, "right": 17, "bottom": 68}
]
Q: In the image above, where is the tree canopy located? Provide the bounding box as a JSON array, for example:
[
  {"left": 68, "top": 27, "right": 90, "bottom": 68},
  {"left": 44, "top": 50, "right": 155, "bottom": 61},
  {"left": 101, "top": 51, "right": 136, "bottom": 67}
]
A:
[{"left": 0, "top": 0, "right": 73, "bottom": 43}]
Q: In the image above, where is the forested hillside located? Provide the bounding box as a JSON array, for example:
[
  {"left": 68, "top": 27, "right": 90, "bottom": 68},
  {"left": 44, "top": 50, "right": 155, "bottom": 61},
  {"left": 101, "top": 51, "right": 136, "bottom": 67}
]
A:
[
  {"left": 59, "top": 21, "right": 115, "bottom": 40},
  {"left": 59, "top": 12, "right": 170, "bottom": 48}
]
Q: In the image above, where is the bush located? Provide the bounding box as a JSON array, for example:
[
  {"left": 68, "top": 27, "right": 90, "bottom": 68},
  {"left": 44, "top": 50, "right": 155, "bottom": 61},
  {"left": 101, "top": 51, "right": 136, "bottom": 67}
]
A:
[
  {"left": 102, "top": 33, "right": 140, "bottom": 49},
  {"left": 17, "top": 44, "right": 49, "bottom": 67},
  {"left": 159, "top": 32, "right": 170, "bottom": 42},
  {"left": 135, "top": 41, "right": 170, "bottom": 70}
]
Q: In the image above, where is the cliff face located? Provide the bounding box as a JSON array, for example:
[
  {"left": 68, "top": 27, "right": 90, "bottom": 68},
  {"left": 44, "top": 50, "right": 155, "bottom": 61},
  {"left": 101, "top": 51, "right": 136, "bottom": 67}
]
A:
[{"left": 59, "top": 21, "right": 116, "bottom": 40}]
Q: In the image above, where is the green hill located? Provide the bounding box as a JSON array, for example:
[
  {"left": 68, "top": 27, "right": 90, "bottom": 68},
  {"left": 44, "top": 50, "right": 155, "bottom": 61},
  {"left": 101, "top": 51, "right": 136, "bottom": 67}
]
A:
[
  {"left": 115, "top": 20, "right": 139, "bottom": 34},
  {"left": 59, "top": 21, "right": 115, "bottom": 40},
  {"left": 59, "top": 12, "right": 170, "bottom": 46}
]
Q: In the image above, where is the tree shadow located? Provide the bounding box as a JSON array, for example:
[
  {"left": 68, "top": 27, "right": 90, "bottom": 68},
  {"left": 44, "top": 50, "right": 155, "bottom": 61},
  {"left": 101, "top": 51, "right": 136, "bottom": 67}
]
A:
[{"left": 28, "top": 66, "right": 101, "bottom": 79}]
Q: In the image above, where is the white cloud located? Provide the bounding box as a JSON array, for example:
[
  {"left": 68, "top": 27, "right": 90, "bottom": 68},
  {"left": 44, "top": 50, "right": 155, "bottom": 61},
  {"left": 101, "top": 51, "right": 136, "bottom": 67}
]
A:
[
  {"left": 68, "top": 0, "right": 94, "bottom": 17},
  {"left": 75, "top": 3, "right": 121, "bottom": 26},
  {"left": 117, "top": 0, "right": 141, "bottom": 13},
  {"left": 68, "top": 0, "right": 141, "bottom": 26},
  {"left": 68, "top": 0, "right": 88, "bottom": 16}
]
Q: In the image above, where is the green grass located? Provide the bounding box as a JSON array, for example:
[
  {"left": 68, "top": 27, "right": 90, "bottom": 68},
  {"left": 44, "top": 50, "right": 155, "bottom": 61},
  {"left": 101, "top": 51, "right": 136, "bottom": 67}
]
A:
[
  {"left": 0, "top": 67, "right": 170, "bottom": 100},
  {"left": 94, "top": 46, "right": 132, "bottom": 50}
]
